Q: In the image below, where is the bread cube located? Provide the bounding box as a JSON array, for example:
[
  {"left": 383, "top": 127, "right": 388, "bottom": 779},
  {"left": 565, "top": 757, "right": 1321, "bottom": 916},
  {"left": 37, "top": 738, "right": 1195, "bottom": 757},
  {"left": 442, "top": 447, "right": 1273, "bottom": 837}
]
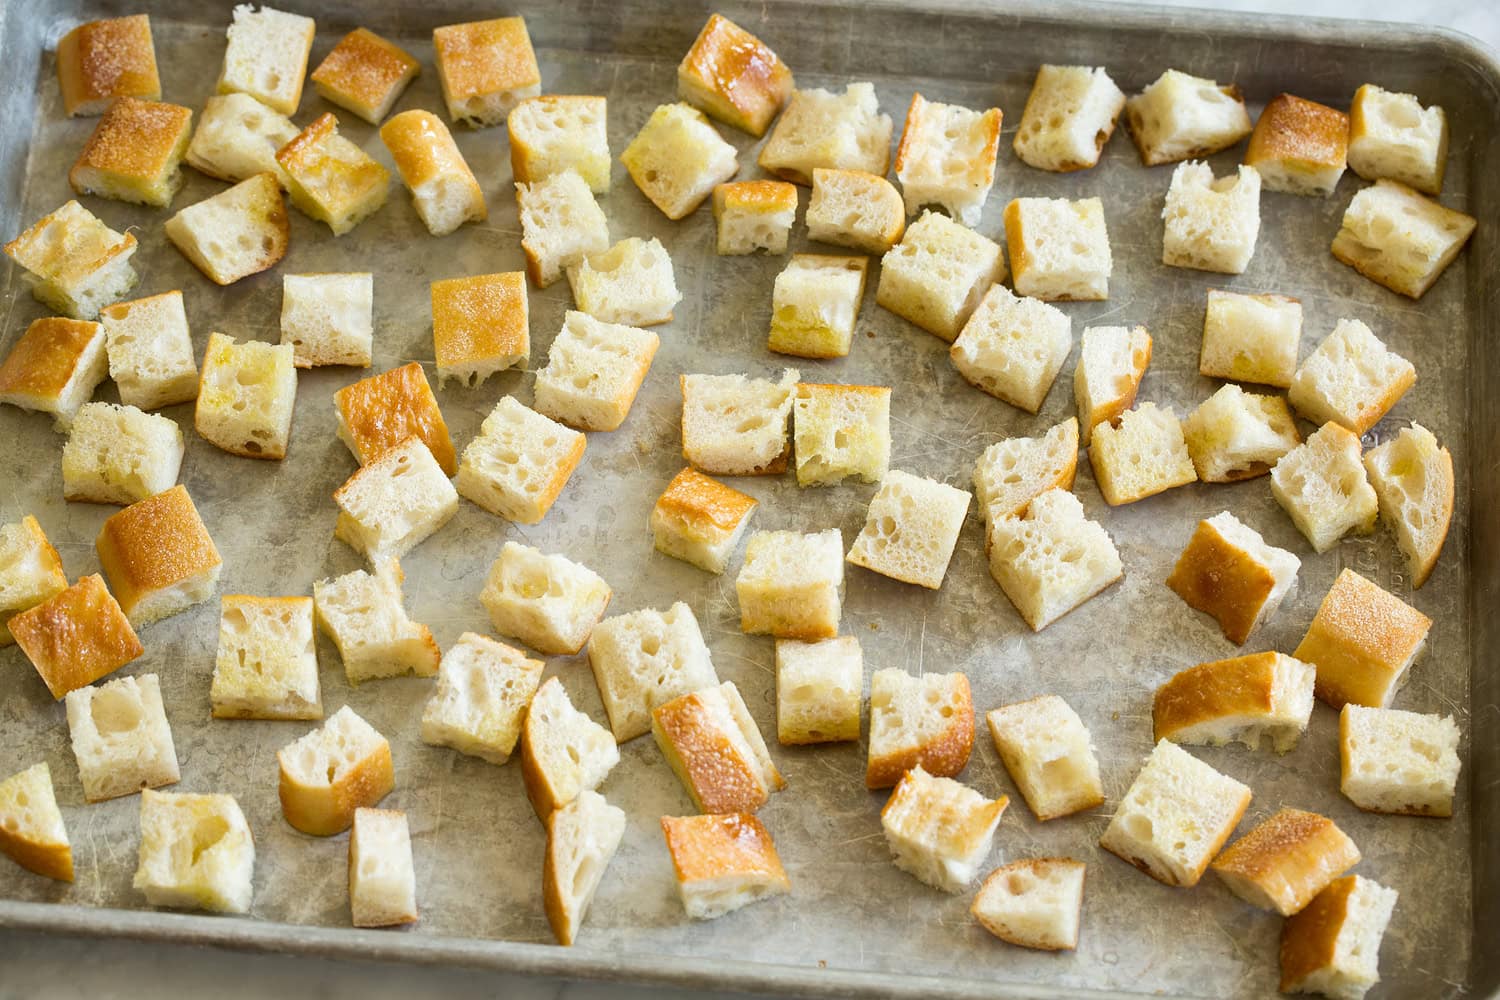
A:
[
  {"left": 973, "top": 418, "right": 1079, "bottom": 525},
  {"left": 1182, "top": 384, "right": 1300, "bottom": 482},
  {"left": 62, "top": 402, "right": 185, "bottom": 505},
  {"left": 680, "top": 368, "right": 799, "bottom": 476},
  {"left": 588, "top": 602, "right": 718, "bottom": 743},
  {"left": 1295, "top": 569, "right": 1431, "bottom": 710},
  {"left": 314, "top": 560, "right": 440, "bottom": 683},
  {"left": 1154, "top": 651, "right": 1315, "bottom": 755},
  {"left": 96, "top": 485, "right": 222, "bottom": 628},
  {"left": 974, "top": 859, "right": 1088, "bottom": 955},
  {"left": 430, "top": 271, "right": 529, "bottom": 387},
  {"left": 1270, "top": 422, "right": 1379, "bottom": 553},
  {"left": 894, "top": 93, "right": 1001, "bottom": 225},
  {"left": 433, "top": 16, "right": 540, "bottom": 128},
  {"left": 653, "top": 681, "right": 785, "bottom": 814},
  {"left": 479, "top": 541, "right": 612, "bottom": 656},
  {"left": 985, "top": 695, "right": 1103, "bottom": 821},
  {"left": 4, "top": 201, "right": 138, "bottom": 319},
  {"left": 1166, "top": 512, "right": 1300, "bottom": 646},
  {"left": 878, "top": 210, "right": 1006, "bottom": 342},
  {"left": 986, "top": 488, "right": 1122, "bottom": 631},
  {"left": 661, "top": 813, "right": 790, "bottom": 920},
  {"left": 57, "top": 15, "right": 160, "bottom": 117},
  {"left": 1245, "top": 94, "right": 1349, "bottom": 196},
  {"left": 1074, "top": 324, "right": 1151, "bottom": 445},
  {"left": 713, "top": 180, "right": 798, "bottom": 255},
  {"left": 0, "top": 516, "right": 68, "bottom": 648},
  {"left": 333, "top": 362, "right": 456, "bottom": 475},
  {"left": 544, "top": 790, "right": 625, "bottom": 946},
  {"left": 768, "top": 255, "right": 869, "bottom": 360},
  {"left": 9, "top": 575, "right": 141, "bottom": 698},
  {"left": 651, "top": 467, "right": 758, "bottom": 574},
  {"left": 881, "top": 766, "right": 1007, "bottom": 893},
  {"left": 1280, "top": 875, "right": 1399, "bottom": 999},
  {"left": 1332, "top": 179, "right": 1474, "bottom": 299},
  {"left": 533, "top": 311, "right": 659, "bottom": 432},
  {"left": 1212, "top": 808, "right": 1360, "bottom": 916},
  {"left": 1161, "top": 162, "right": 1262, "bottom": 274},
  {"left": 1006, "top": 197, "right": 1112, "bottom": 301},
  {"left": 164, "top": 173, "right": 288, "bottom": 285},
  {"left": 806, "top": 171, "right": 904, "bottom": 259},
  {"left": 0, "top": 316, "right": 109, "bottom": 427},
  {"left": 216, "top": 4, "right": 314, "bottom": 116},
  {"left": 134, "top": 789, "right": 254, "bottom": 913},
  {"left": 759, "top": 83, "right": 893, "bottom": 184},
  {"left": 311, "top": 28, "right": 420, "bottom": 125},
  {"left": 1364, "top": 423, "right": 1453, "bottom": 588},
  {"left": 847, "top": 471, "right": 971, "bottom": 590},
  {"left": 210, "top": 595, "right": 321, "bottom": 720},
  {"left": 1340, "top": 704, "right": 1460, "bottom": 817},
  {"left": 622, "top": 103, "right": 739, "bottom": 220},
  {"left": 1013, "top": 65, "right": 1126, "bottom": 172},
  {"left": 793, "top": 383, "right": 890, "bottom": 486},
  {"left": 775, "top": 636, "right": 862, "bottom": 745},
  {"left": 349, "top": 808, "right": 417, "bottom": 928},
  {"left": 736, "top": 529, "right": 844, "bottom": 640},
  {"left": 457, "top": 397, "right": 586, "bottom": 524},
  {"left": 520, "top": 677, "right": 620, "bottom": 819},
  {"left": 866, "top": 668, "right": 973, "bottom": 788},
  {"left": 334, "top": 436, "right": 459, "bottom": 564},
  {"left": 185, "top": 93, "right": 298, "bottom": 187},
  {"left": 517, "top": 170, "right": 609, "bottom": 287},
  {"left": 420, "top": 632, "right": 543, "bottom": 765},
  {"left": 195, "top": 332, "right": 296, "bottom": 460},
  {"left": 65, "top": 673, "right": 179, "bottom": 801},
  {"left": 277, "top": 706, "right": 394, "bottom": 836},
  {"left": 508, "top": 95, "right": 610, "bottom": 194},
  {"left": 1088, "top": 402, "right": 1197, "bottom": 505},
  {"left": 677, "top": 14, "right": 793, "bottom": 137},
  {"left": 1289, "top": 319, "right": 1414, "bottom": 435},
  {"left": 951, "top": 286, "right": 1070, "bottom": 413},
  {"left": 279, "top": 273, "right": 373, "bottom": 369},
  {"left": 0, "top": 763, "right": 72, "bottom": 882},
  {"left": 1199, "top": 289, "right": 1302, "bottom": 388},
  {"left": 277, "top": 113, "right": 391, "bottom": 236},
  {"left": 567, "top": 238, "right": 681, "bottom": 327},
  {"left": 1125, "top": 69, "right": 1252, "bottom": 165},
  {"left": 381, "top": 110, "right": 486, "bottom": 237},
  {"left": 1348, "top": 84, "right": 1448, "bottom": 195},
  {"left": 100, "top": 290, "right": 199, "bottom": 409},
  {"left": 69, "top": 97, "right": 193, "bottom": 208}
]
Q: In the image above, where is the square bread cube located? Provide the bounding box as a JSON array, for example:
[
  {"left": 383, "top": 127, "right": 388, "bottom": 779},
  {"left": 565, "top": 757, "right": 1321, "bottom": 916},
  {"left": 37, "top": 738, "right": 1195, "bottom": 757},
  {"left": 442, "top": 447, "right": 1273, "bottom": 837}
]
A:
[
  {"left": 878, "top": 210, "right": 1006, "bottom": 342},
  {"left": 568, "top": 238, "right": 681, "bottom": 327},
  {"left": 1364, "top": 423, "right": 1454, "bottom": 589},
  {"left": 1212, "top": 808, "right": 1360, "bottom": 916},
  {"left": 1088, "top": 402, "right": 1197, "bottom": 505},
  {"left": 1245, "top": 94, "right": 1349, "bottom": 196},
  {"left": 479, "top": 541, "right": 612, "bottom": 656},
  {"left": 736, "top": 529, "right": 844, "bottom": 640},
  {"left": 894, "top": 93, "right": 1001, "bottom": 226},
  {"left": 793, "top": 383, "right": 890, "bottom": 486},
  {"left": 4, "top": 201, "right": 138, "bottom": 319},
  {"left": 1162, "top": 162, "right": 1262, "bottom": 274},
  {"left": 430, "top": 271, "right": 530, "bottom": 387},
  {"left": 1280, "top": 875, "right": 1399, "bottom": 998},
  {"left": 508, "top": 95, "right": 610, "bottom": 193},
  {"left": 1125, "top": 69, "right": 1252, "bottom": 166},
  {"left": 210, "top": 595, "right": 322, "bottom": 720},
  {"left": 1153, "top": 652, "right": 1315, "bottom": 753},
  {"left": 311, "top": 28, "right": 419, "bottom": 125},
  {"left": 680, "top": 368, "right": 799, "bottom": 476},
  {"left": 334, "top": 362, "right": 456, "bottom": 475},
  {"left": 1332, "top": 179, "right": 1475, "bottom": 300},
  {"left": 0, "top": 762, "right": 72, "bottom": 882},
  {"left": 806, "top": 170, "right": 905, "bottom": 259},
  {"left": 652, "top": 680, "right": 785, "bottom": 814},
  {"left": 1074, "top": 324, "right": 1151, "bottom": 444},
  {"left": 1199, "top": 289, "right": 1302, "bottom": 388},
  {"left": 713, "top": 180, "right": 798, "bottom": 255},
  {"left": 1295, "top": 569, "right": 1431, "bottom": 710},
  {"left": 58, "top": 15, "right": 160, "bottom": 117},
  {"left": 651, "top": 467, "right": 758, "bottom": 574},
  {"left": 62, "top": 402, "right": 184, "bottom": 505},
  {"left": 277, "top": 705, "right": 394, "bottom": 836},
  {"left": 985, "top": 695, "right": 1103, "bottom": 821},
  {"left": 349, "top": 808, "right": 417, "bottom": 928},
  {"left": 866, "top": 668, "right": 973, "bottom": 788},
  {"left": 277, "top": 113, "right": 391, "bottom": 236},
  {"left": 334, "top": 436, "right": 459, "bottom": 565},
  {"left": 951, "top": 286, "right": 1070, "bottom": 414},
  {"left": 677, "top": 14, "right": 793, "bottom": 137},
  {"left": 661, "top": 813, "right": 790, "bottom": 920},
  {"left": 847, "top": 471, "right": 971, "bottom": 590},
  {"left": 65, "top": 673, "right": 179, "bottom": 801},
  {"left": 100, "top": 291, "right": 198, "bottom": 409},
  {"left": 433, "top": 16, "right": 540, "bottom": 128},
  {"left": 768, "top": 255, "right": 869, "bottom": 360},
  {"left": 622, "top": 103, "right": 739, "bottom": 221},
  {"left": 1013, "top": 64, "right": 1126, "bottom": 172},
  {"left": 314, "top": 560, "right": 440, "bottom": 683},
  {"left": 520, "top": 677, "right": 620, "bottom": 819},
  {"left": 186, "top": 93, "right": 298, "bottom": 187},
  {"left": 134, "top": 789, "right": 254, "bottom": 913},
  {"left": 380, "top": 109, "right": 487, "bottom": 237},
  {"left": 457, "top": 397, "right": 586, "bottom": 524},
  {"left": 1100, "top": 740, "right": 1251, "bottom": 887},
  {"left": 9, "top": 574, "right": 141, "bottom": 698},
  {"left": 517, "top": 170, "right": 609, "bottom": 288},
  {"left": 280, "top": 273, "right": 373, "bottom": 369},
  {"left": 881, "top": 766, "right": 1007, "bottom": 893},
  {"left": 0, "top": 516, "right": 68, "bottom": 647},
  {"left": 1005, "top": 197, "right": 1111, "bottom": 301},
  {"left": 986, "top": 488, "right": 1122, "bottom": 632},
  {"left": 96, "top": 485, "right": 222, "bottom": 628},
  {"left": 775, "top": 636, "right": 862, "bottom": 745},
  {"left": 1340, "top": 704, "right": 1460, "bottom": 817},
  {"left": 973, "top": 418, "right": 1079, "bottom": 525},
  {"left": 1348, "top": 84, "right": 1448, "bottom": 195},
  {"left": 217, "top": 4, "right": 315, "bottom": 116},
  {"left": 69, "top": 97, "right": 193, "bottom": 208},
  {"left": 587, "top": 602, "right": 718, "bottom": 743},
  {"left": 195, "top": 332, "right": 296, "bottom": 460},
  {"left": 1166, "top": 512, "right": 1301, "bottom": 646},
  {"left": 1182, "top": 384, "right": 1300, "bottom": 482},
  {"left": 421, "top": 632, "right": 544, "bottom": 765},
  {"left": 533, "top": 310, "right": 660, "bottom": 431},
  {"left": 1270, "top": 422, "right": 1379, "bottom": 553},
  {"left": 972, "top": 858, "right": 1087, "bottom": 951},
  {"left": 544, "top": 789, "right": 626, "bottom": 946},
  {"left": 1289, "top": 319, "right": 1414, "bottom": 435},
  {"left": 759, "top": 83, "right": 893, "bottom": 185},
  {"left": 0, "top": 317, "right": 109, "bottom": 427},
  {"left": 164, "top": 173, "right": 288, "bottom": 285}
]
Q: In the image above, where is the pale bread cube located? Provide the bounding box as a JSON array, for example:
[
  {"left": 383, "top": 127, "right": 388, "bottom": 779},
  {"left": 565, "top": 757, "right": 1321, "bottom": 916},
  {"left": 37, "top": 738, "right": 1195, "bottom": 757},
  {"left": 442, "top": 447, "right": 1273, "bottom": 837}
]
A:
[
  {"left": 1364, "top": 423, "right": 1453, "bottom": 588},
  {"left": 276, "top": 113, "right": 391, "bottom": 236},
  {"left": 195, "top": 333, "right": 296, "bottom": 460},
  {"left": 792, "top": 382, "right": 890, "bottom": 486},
  {"left": 68, "top": 97, "right": 193, "bottom": 208},
  {"left": 311, "top": 28, "right": 419, "bottom": 125},
  {"left": 164, "top": 173, "right": 288, "bottom": 285},
  {"left": 1154, "top": 652, "right": 1315, "bottom": 753},
  {"left": 653, "top": 680, "right": 785, "bottom": 814},
  {"left": 95, "top": 484, "right": 222, "bottom": 628},
  {"left": 973, "top": 858, "right": 1086, "bottom": 951},
  {"left": 185, "top": 93, "right": 298, "bottom": 187},
  {"left": 650, "top": 468, "right": 758, "bottom": 574},
  {"left": 62, "top": 402, "right": 184, "bottom": 505},
  {"left": 1165, "top": 512, "right": 1301, "bottom": 646},
  {"left": 65, "top": 673, "right": 179, "bottom": 802},
  {"left": 768, "top": 255, "right": 869, "bottom": 360},
  {"left": 775, "top": 636, "right": 862, "bottom": 745},
  {"left": 878, "top": 210, "right": 1005, "bottom": 342},
  {"left": 433, "top": 16, "right": 539, "bottom": 128},
  {"left": 567, "top": 237, "right": 681, "bottom": 327},
  {"left": 950, "top": 286, "right": 1070, "bottom": 413},
  {"left": 457, "top": 397, "right": 586, "bottom": 524},
  {"left": 1211, "top": 808, "right": 1360, "bottom": 916},
  {"left": 986, "top": 488, "right": 1122, "bottom": 632},
  {"left": 1182, "top": 384, "right": 1300, "bottom": 482},
  {"left": 1088, "top": 402, "right": 1197, "bottom": 505},
  {"left": 0, "top": 763, "right": 72, "bottom": 881},
  {"left": 1005, "top": 197, "right": 1111, "bottom": 301},
  {"left": 680, "top": 368, "right": 799, "bottom": 476},
  {"left": 508, "top": 95, "right": 610, "bottom": 193},
  {"left": 333, "top": 436, "right": 459, "bottom": 564},
  {"left": 0, "top": 317, "right": 109, "bottom": 428},
  {"left": 1199, "top": 289, "right": 1302, "bottom": 388},
  {"left": 517, "top": 170, "right": 609, "bottom": 288},
  {"left": 210, "top": 595, "right": 322, "bottom": 721},
  {"left": 621, "top": 103, "right": 739, "bottom": 220},
  {"left": 544, "top": 789, "right": 626, "bottom": 946},
  {"left": 846, "top": 471, "right": 971, "bottom": 590},
  {"left": 216, "top": 4, "right": 314, "bottom": 116},
  {"left": 1288, "top": 319, "right": 1414, "bottom": 435},
  {"left": 279, "top": 273, "right": 372, "bottom": 369},
  {"left": 735, "top": 529, "right": 844, "bottom": 641},
  {"left": 1294, "top": 569, "right": 1430, "bottom": 710},
  {"left": 479, "top": 541, "right": 612, "bottom": 656},
  {"left": 1280, "top": 875, "right": 1399, "bottom": 999},
  {"left": 881, "top": 766, "right": 1006, "bottom": 893},
  {"left": 133, "top": 789, "right": 254, "bottom": 913},
  {"left": 277, "top": 705, "right": 393, "bottom": 835},
  {"left": 1340, "top": 704, "right": 1460, "bottom": 817},
  {"left": 421, "top": 632, "right": 543, "bottom": 765},
  {"left": 1013, "top": 65, "right": 1126, "bottom": 172},
  {"left": 57, "top": 15, "right": 160, "bottom": 117},
  {"left": 1331, "top": 179, "right": 1474, "bottom": 299},
  {"left": 533, "top": 311, "right": 659, "bottom": 431},
  {"left": 866, "top": 668, "right": 973, "bottom": 788},
  {"left": 1125, "top": 69, "right": 1252, "bottom": 166},
  {"left": 972, "top": 418, "right": 1079, "bottom": 525},
  {"left": 805, "top": 168, "right": 905, "bottom": 254},
  {"left": 677, "top": 14, "right": 793, "bottom": 137},
  {"left": 9, "top": 574, "right": 142, "bottom": 698},
  {"left": 520, "top": 677, "right": 620, "bottom": 819},
  {"left": 713, "top": 181, "right": 798, "bottom": 255},
  {"left": 100, "top": 291, "right": 198, "bottom": 409},
  {"left": 314, "top": 560, "right": 440, "bottom": 683},
  {"left": 587, "top": 602, "right": 718, "bottom": 743},
  {"left": 1074, "top": 324, "right": 1151, "bottom": 445},
  {"left": 380, "top": 109, "right": 486, "bottom": 236},
  {"left": 0, "top": 516, "right": 68, "bottom": 648},
  {"left": 759, "top": 83, "right": 892, "bottom": 185},
  {"left": 3, "top": 201, "right": 138, "bottom": 319},
  {"left": 1270, "top": 422, "right": 1379, "bottom": 554},
  {"left": 333, "top": 362, "right": 456, "bottom": 474},
  {"left": 893, "top": 93, "right": 1001, "bottom": 225},
  {"left": 1161, "top": 161, "right": 1262, "bottom": 274},
  {"left": 348, "top": 808, "right": 417, "bottom": 927},
  {"left": 661, "top": 813, "right": 790, "bottom": 920},
  {"left": 985, "top": 695, "right": 1103, "bottom": 821},
  {"left": 1348, "top": 84, "right": 1448, "bottom": 195},
  {"left": 1245, "top": 94, "right": 1349, "bottom": 196},
  {"left": 430, "top": 272, "right": 529, "bottom": 387}
]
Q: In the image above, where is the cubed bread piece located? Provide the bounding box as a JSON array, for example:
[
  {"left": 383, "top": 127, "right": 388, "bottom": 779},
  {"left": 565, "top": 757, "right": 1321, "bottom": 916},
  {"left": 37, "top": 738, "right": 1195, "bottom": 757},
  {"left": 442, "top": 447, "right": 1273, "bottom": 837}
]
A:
[
  {"left": 1005, "top": 197, "right": 1111, "bottom": 301},
  {"left": 9, "top": 574, "right": 141, "bottom": 698},
  {"left": 534, "top": 311, "right": 659, "bottom": 432},
  {"left": 210, "top": 595, "right": 322, "bottom": 720},
  {"left": 65, "top": 673, "right": 179, "bottom": 801},
  {"left": 881, "top": 766, "right": 1006, "bottom": 893},
  {"left": 420, "top": 632, "right": 543, "bottom": 765},
  {"left": 973, "top": 418, "right": 1079, "bottom": 525},
  {"left": 986, "top": 488, "right": 1122, "bottom": 631},
  {"left": 653, "top": 681, "right": 786, "bottom": 814},
  {"left": 1125, "top": 69, "right": 1252, "bottom": 165},
  {"left": 349, "top": 808, "right": 417, "bottom": 927},
  {"left": 1212, "top": 808, "right": 1360, "bottom": 916},
  {"left": 661, "top": 813, "right": 790, "bottom": 920},
  {"left": 0, "top": 317, "right": 109, "bottom": 427},
  {"left": 1295, "top": 569, "right": 1431, "bottom": 710},
  {"left": 314, "top": 560, "right": 441, "bottom": 683},
  {"left": 544, "top": 790, "right": 626, "bottom": 946},
  {"left": 806, "top": 168, "right": 905, "bottom": 254},
  {"left": 100, "top": 291, "right": 198, "bottom": 409},
  {"left": 567, "top": 238, "right": 681, "bottom": 327},
  {"left": 768, "top": 255, "right": 869, "bottom": 360},
  {"left": 433, "top": 16, "right": 540, "bottom": 128},
  {"left": 430, "top": 271, "right": 529, "bottom": 387},
  {"left": 1088, "top": 402, "right": 1197, "bottom": 506},
  {"left": 622, "top": 103, "right": 739, "bottom": 220},
  {"left": 894, "top": 93, "right": 1001, "bottom": 225},
  {"left": 68, "top": 97, "right": 193, "bottom": 208},
  {"left": 677, "top": 14, "right": 793, "bottom": 137},
  {"left": 1270, "top": 422, "right": 1379, "bottom": 554},
  {"left": 1182, "top": 384, "right": 1300, "bottom": 482},
  {"left": 4, "top": 201, "right": 138, "bottom": 319},
  {"left": 164, "top": 173, "right": 288, "bottom": 285},
  {"left": 1200, "top": 289, "right": 1302, "bottom": 388},
  {"left": 985, "top": 695, "right": 1103, "bottom": 821},
  {"left": 457, "top": 397, "right": 586, "bottom": 524},
  {"left": 973, "top": 858, "right": 1086, "bottom": 951},
  {"left": 1280, "top": 875, "right": 1399, "bottom": 999},
  {"left": 277, "top": 705, "right": 394, "bottom": 836},
  {"left": 380, "top": 110, "right": 486, "bottom": 237},
  {"left": 517, "top": 170, "right": 609, "bottom": 288},
  {"left": 1074, "top": 324, "right": 1151, "bottom": 444},
  {"left": 680, "top": 368, "right": 799, "bottom": 476},
  {"left": 651, "top": 468, "right": 758, "bottom": 574},
  {"left": 508, "top": 95, "right": 610, "bottom": 194},
  {"left": 195, "top": 333, "right": 296, "bottom": 459},
  {"left": 521, "top": 677, "right": 620, "bottom": 819},
  {"left": 185, "top": 93, "right": 298, "bottom": 187},
  {"left": 96, "top": 485, "right": 222, "bottom": 628},
  {"left": 846, "top": 471, "right": 971, "bottom": 590},
  {"left": 311, "top": 28, "right": 420, "bottom": 125},
  {"left": 216, "top": 4, "right": 314, "bottom": 116},
  {"left": 1154, "top": 651, "right": 1315, "bottom": 753},
  {"left": 0, "top": 763, "right": 72, "bottom": 881},
  {"left": 62, "top": 402, "right": 185, "bottom": 505},
  {"left": 588, "top": 602, "right": 718, "bottom": 743},
  {"left": 950, "top": 286, "right": 1070, "bottom": 413},
  {"left": 866, "top": 668, "right": 973, "bottom": 789},
  {"left": 333, "top": 362, "right": 455, "bottom": 474},
  {"left": 1331, "top": 180, "right": 1475, "bottom": 299},
  {"left": 1364, "top": 423, "right": 1453, "bottom": 588},
  {"left": 1348, "top": 84, "right": 1448, "bottom": 195},
  {"left": 1288, "top": 319, "right": 1414, "bottom": 435},
  {"left": 1099, "top": 739, "right": 1251, "bottom": 887},
  {"left": 878, "top": 210, "right": 1006, "bottom": 342},
  {"left": 1245, "top": 94, "right": 1349, "bottom": 196},
  {"left": 792, "top": 382, "right": 890, "bottom": 486},
  {"left": 1013, "top": 65, "right": 1126, "bottom": 172},
  {"left": 1166, "top": 512, "right": 1301, "bottom": 646},
  {"left": 134, "top": 789, "right": 254, "bottom": 913},
  {"left": 1161, "top": 162, "right": 1262, "bottom": 274},
  {"left": 280, "top": 272, "right": 373, "bottom": 369},
  {"left": 736, "top": 529, "right": 844, "bottom": 640},
  {"left": 57, "top": 15, "right": 160, "bottom": 117},
  {"left": 333, "top": 436, "right": 459, "bottom": 564},
  {"left": 0, "top": 516, "right": 68, "bottom": 648},
  {"left": 713, "top": 181, "right": 798, "bottom": 255},
  {"left": 276, "top": 112, "right": 391, "bottom": 236},
  {"left": 775, "top": 636, "right": 861, "bottom": 745},
  {"left": 759, "top": 83, "right": 892, "bottom": 185},
  {"left": 1340, "top": 704, "right": 1460, "bottom": 817},
  {"left": 479, "top": 541, "right": 612, "bottom": 656}
]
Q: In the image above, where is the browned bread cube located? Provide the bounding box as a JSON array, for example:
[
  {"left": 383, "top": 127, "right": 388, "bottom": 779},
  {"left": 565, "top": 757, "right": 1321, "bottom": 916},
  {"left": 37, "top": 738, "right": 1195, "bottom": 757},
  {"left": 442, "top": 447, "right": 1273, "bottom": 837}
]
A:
[
  {"left": 676, "top": 14, "right": 793, "bottom": 137},
  {"left": 432, "top": 16, "right": 540, "bottom": 128},
  {"left": 95, "top": 484, "right": 222, "bottom": 628},
  {"left": 69, "top": 97, "right": 193, "bottom": 208},
  {"left": 1294, "top": 568, "right": 1431, "bottom": 710},
  {"left": 333, "top": 362, "right": 456, "bottom": 475},
  {"left": 0, "top": 316, "right": 108, "bottom": 427},
  {"left": 57, "top": 15, "right": 160, "bottom": 117},
  {"left": 660, "top": 813, "right": 790, "bottom": 920},
  {"left": 310, "top": 28, "right": 420, "bottom": 125},
  {"left": 1244, "top": 94, "right": 1349, "bottom": 196},
  {"left": 9, "top": 574, "right": 142, "bottom": 699},
  {"left": 430, "top": 272, "right": 529, "bottom": 388},
  {"left": 1211, "top": 808, "right": 1360, "bottom": 915},
  {"left": 653, "top": 681, "right": 785, "bottom": 814}
]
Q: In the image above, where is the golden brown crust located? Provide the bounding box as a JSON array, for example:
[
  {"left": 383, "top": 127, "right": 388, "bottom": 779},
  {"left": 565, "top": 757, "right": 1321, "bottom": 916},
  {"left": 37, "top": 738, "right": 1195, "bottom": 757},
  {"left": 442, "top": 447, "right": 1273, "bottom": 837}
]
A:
[
  {"left": 69, "top": 97, "right": 192, "bottom": 189},
  {"left": 653, "top": 693, "right": 768, "bottom": 814},
  {"left": 0, "top": 318, "right": 102, "bottom": 401},
  {"left": 1246, "top": 94, "right": 1349, "bottom": 171},
  {"left": 311, "top": 28, "right": 419, "bottom": 122},
  {"left": 541, "top": 808, "right": 573, "bottom": 944},
  {"left": 430, "top": 272, "right": 529, "bottom": 371},
  {"left": 1153, "top": 652, "right": 1279, "bottom": 742},
  {"left": 518, "top": 720, "right": 561, "bottom": 822},
  {"left": 57, "top": 15, "right": 160, "bottom": 117},
  {"left": 334, "top": 362, "right": 457, "bottom": 475},
  {"left": 1294, "top": 569, "right": 1432, "bottom": 709},
  {"left": 1164, "top": 519, "right": 1276, "bottom": 645},
  {"left": 279, "top": 742, "right": 394, "bottom": 837},
  {"left": 0, "top": 827, "right": 73, "bottom": 882},
  {"left": 655, "top": 468, "right": 757, "bottom": 534},
  {"left": 677, "top": 14, "right": 793, "bottom": 137},
  {"left": 865, "top": 675, "right": 975, "bottom": 789},
  {"left": 379, "top": 110, "right": 483, "bottom": 201},
  {"left": 9, "top": 574, "right": 142, "bottom": 700},
  {"left": 660, "top": 813, "right": 788, "bottom": 885},
  {"left": 1412, "top": 445, "right": 1454, "bottom": 589},
  {"left": 95, "top": 485, "right": 222, "bottom": 616},
  {"left": 1211, "top": 808, "right": 1359, "bottom": 915},
  {"left": 1002, "top": 200, "right": 1030, "bottom": 283},
  {"left": 1280, "top": 875, "right": 1357, "bottom": 990},
  {"left": 971, "top": 858, "right": 1083, "bottom": 950},
  {"left": 713, "top": 180, "right": 798, "bottom": 218},
  {"left": 433, "top": 17, "right": 540, "bottom": 103}
]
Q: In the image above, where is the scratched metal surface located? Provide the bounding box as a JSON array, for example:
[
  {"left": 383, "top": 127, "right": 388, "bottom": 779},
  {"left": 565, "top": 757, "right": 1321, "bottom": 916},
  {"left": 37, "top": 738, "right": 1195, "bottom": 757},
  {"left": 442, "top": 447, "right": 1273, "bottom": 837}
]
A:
[{"left": 0, "top": 1, "right": 1494, "bottom": 997}]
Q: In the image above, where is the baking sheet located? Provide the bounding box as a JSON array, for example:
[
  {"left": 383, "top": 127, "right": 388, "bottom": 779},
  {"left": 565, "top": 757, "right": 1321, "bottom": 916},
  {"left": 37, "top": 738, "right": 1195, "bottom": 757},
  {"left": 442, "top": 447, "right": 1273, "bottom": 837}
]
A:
[{"left": 0, "top": 1, "right": 1493, "bottom": 997}]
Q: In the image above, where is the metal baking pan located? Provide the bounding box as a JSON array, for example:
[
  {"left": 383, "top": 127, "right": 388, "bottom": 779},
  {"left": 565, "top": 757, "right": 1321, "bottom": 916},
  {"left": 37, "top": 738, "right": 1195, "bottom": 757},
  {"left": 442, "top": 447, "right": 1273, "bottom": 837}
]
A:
[{"left": 0, "top": 0, "right": 1494, "bottom": 996}]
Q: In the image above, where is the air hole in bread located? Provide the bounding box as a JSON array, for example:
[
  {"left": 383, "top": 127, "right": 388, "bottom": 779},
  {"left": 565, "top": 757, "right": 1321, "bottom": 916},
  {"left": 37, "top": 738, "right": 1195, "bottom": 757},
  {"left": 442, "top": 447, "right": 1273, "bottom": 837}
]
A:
[
  {"left": 90, "top": 687, "right": 142, "bottom": 735},
  {"left": 191, "top": 815, "right": 230, "bottom": 864}
]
